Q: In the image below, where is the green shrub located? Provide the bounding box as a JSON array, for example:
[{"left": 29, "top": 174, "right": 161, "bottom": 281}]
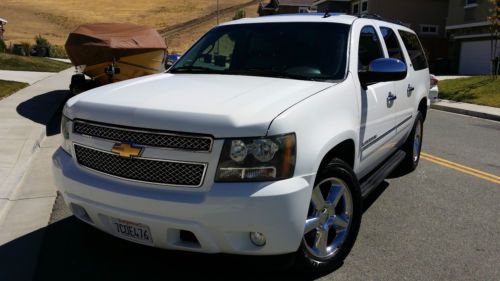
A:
[
  {"left": 35, "top": 34, "right": 50, "bottom": 49},
  {"left": 0, "top": 39, "right": 6, "bottom": 53},
  {"left": 49, "top": 45, "right": 68, "bottom": 59},
  {"left": 20, "top": 42, "right": 32, "bottom": 56},
  {"left": 233, "top": 9, "right": 246, "bottom": 20}
]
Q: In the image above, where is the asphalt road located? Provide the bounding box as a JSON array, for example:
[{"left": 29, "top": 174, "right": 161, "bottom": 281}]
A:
[{"left": 1, "top": 109, "right": 499, "bottom": 281}]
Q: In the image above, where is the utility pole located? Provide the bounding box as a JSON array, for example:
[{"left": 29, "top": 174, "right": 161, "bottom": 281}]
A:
[{"left": 217, "top": 0, "right": 220, "bottom": 25}]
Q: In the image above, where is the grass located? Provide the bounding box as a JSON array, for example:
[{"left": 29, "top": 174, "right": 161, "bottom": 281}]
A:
[
  {"left": 438, "top": 76, "right": 500, "bottom": 108},
  {"left": 0, "top": 80, "right": 29, "bottom": 100},
  {"left": 0, "top": 53, "right": 70, "bottom": 72}
]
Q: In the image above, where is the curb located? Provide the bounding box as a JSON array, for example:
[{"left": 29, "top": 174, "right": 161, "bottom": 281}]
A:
[{"left": 430, "top": 102, "right": 500, "bottom": 122}]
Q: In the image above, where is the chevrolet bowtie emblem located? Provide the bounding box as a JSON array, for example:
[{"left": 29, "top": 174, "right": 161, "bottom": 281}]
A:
[{"left": 111, "top": 143, "right": 143, "bottom": 158}]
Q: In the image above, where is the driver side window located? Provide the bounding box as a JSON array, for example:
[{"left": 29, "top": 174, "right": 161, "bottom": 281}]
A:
[{"left": 358, "top": 26, "right": 384, "bottom": 72}]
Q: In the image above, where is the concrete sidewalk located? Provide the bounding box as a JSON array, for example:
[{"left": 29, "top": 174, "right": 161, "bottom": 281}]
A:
[
  {"left": 0, "top": 68, "right": 72, "bottom": 244},
  {"left": 431, "top": 99, "right": 500, "bottom": 122},
  {"left": 0, "top": 70, "right": 56, "bottom": 85}
]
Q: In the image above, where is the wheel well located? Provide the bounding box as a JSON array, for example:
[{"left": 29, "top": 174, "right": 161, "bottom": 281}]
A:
[
  {"left": 319, "top": 139, "right": 355, "bottom": 169},
  {"left": 418, "top": 98, "right": 428, "bottom": 121}
]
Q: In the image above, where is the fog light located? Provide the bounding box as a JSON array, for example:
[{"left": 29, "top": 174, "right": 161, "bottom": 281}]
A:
[{"left": 249, "top": 232, "right": 266, "bottom": 247}]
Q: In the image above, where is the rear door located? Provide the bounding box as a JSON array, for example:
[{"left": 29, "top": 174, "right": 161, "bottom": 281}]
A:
[
  {"left": 378, "top": 26, "right": 415, "bottom": 142},
  {"left": 353, "top": 24, "right": 398, "bottom": 176},
  {"left": 397, "top": 30, "right": 430, "bottom": 137}
]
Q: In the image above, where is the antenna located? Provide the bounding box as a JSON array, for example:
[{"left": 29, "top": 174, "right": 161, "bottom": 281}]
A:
[{"left": 323, "top": 9, "right": 331, "bottom": 18}]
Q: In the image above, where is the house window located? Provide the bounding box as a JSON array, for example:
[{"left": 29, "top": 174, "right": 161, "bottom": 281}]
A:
[
  {"left": 352, "top": 2, "right": 359, "bottom": 14},
  {"left": 464, "top": 0, "right": 478, "bottom": 8},
  {"left": 298, "top": 7, "right": 309, "bottom": 13},
  {"left": 361, "top": 0, "right": 368, "bottom": 13},
  {"left": 420, "top": 24, "right": 439, "bottom": 35}
]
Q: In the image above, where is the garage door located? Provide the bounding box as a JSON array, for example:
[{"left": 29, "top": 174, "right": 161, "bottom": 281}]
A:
[{"left": 459, "top": 40, "right": 498, "bottom": 75}]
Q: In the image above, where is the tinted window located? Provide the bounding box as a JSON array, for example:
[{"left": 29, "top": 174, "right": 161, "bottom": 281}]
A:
[
  {"left": 380, "top": 27, "right": 405, "bottom": 62},
  {"left": 171, "top": 23, "right": 350, "bottom": 81},
  {"left": 398, "top": 30, "right": 428, "bottom": 71},
  {"left": 358, "top": 26, "right": 384, "bottom": 72}
]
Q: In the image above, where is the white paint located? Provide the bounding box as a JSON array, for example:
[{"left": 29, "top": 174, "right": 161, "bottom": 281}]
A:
[{"left": 55, "top": 15, "right": 429, "bottom": 256}]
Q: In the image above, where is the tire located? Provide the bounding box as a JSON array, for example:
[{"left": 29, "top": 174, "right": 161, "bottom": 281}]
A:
[
  {"left": 294, "top": 159, "right": 362, "bottom": 277},
  {"left": 398, "top": 111, "right": 424, "bottom": 173},
  {"left": 70, "top": 74, "right": 86, "bottom": 95}
]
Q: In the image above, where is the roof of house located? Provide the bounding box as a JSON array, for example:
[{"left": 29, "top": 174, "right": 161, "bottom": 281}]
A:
[{"left": 276, "top": 0, "right": 316, "bottom": 7}]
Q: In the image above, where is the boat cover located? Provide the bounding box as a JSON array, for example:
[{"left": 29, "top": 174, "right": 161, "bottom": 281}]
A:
[{"left": 65, "top": 23, "right": 166, "bottom": 67}]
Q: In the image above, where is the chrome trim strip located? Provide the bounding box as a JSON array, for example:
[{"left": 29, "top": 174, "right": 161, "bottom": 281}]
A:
[
  {"left": 362, "top": 115, "right": 413, "bottom": 151},
  {"left": 73, "top": 120, "right": 214, "bottom": 153},
  {"left": 73, "top": 143, "right": 208, "bottom": 188}
]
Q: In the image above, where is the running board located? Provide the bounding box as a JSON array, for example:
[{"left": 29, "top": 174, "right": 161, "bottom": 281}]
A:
[{"left": 360, "top": 150, "right": 406, "bottom": 198}]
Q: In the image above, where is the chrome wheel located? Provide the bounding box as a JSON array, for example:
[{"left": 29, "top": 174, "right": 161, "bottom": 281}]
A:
[
  {"left": 303, "top": 178, "right": 353, "bottom": 259},
  {"left": 413, "top": 119, "right": 422, "bottom": 163}
]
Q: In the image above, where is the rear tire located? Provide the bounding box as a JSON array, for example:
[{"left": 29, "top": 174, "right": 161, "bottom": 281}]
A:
[
  {"left": 399, "top": 112, "right": 424, "bottom": 173},
  {"left": 294, "top": 159, "right": 362, "bottom": 277}
]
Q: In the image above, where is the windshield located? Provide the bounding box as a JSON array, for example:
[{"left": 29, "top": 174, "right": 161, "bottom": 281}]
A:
[{"left": 170, "top": 22, "right": 350, "bottom": 81}]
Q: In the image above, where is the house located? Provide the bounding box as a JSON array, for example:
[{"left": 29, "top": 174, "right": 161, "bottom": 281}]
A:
[
  {"left": 314, "top": 0, "right": 450, "bottom": 73},
  {"left": 314, "top": 0, "right": 351, "bottom": 13},
  {"left": 0, "top": 18, "right": 7, "bottom": 40},
  {"left": 258, "top": 0, "right": 317, "bottom": 16},
  {"left": 446, "top": 0, "right": 499, "bottom": 75}
]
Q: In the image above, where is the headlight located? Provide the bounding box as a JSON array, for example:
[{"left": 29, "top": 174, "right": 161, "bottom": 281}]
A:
[
  {"left": 61, "top": 114, "right": 72, "bottom": 156},
  {"left": 215, "top": 133, "right": 296, "bottom": 182}
]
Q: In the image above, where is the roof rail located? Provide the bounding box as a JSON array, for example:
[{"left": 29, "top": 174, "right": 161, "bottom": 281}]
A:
[{"left": 359, "top": 13, "right": 408, "bottom": 26}]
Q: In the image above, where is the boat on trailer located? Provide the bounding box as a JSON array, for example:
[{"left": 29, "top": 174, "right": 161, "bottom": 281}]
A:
[{"left": 65, "top": 23, "right": 167, "bottom": 94}]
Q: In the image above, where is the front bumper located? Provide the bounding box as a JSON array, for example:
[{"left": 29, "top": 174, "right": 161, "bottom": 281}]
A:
[{"left": 52, "top": 148, "right": 313, "bottom": 255}]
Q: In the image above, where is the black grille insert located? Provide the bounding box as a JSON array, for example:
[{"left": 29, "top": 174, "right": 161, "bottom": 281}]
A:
[
  {"left": 73, "top": 121, "right": 213, "bottom": 152},
  {"left": 74, "top": 145, "right": 206, "bottom": 187}
]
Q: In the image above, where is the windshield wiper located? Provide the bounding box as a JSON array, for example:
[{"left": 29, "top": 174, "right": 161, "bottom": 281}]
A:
[
  {"left": 229, "top": 69, "right": 326, "bottom": 82},
  {"left": 170, "top": 66, "right": 224, "bottom": 74}
]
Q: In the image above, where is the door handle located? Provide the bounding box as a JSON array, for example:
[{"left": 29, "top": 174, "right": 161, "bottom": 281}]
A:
[
  {"left": 387, "top": 92, "right": 397, "bottom": 102},
  {"left": 407, "top": 85, "right": 415, "bottom": 96}
]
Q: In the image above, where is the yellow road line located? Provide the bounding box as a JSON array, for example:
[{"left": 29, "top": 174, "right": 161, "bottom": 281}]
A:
[
  {"left": 420, "top": 153, "right": 500, "bottom": 185},
  {"left": 421, "top": 152, "right": 500, "bottom": 181}
]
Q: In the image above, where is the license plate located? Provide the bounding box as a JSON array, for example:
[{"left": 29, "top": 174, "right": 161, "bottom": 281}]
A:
[{"left": 110, "top": 217, "right": 153, "bottom": 245}]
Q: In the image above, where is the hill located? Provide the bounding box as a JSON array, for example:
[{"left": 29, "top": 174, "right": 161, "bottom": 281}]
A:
[{"left": 0, "top": 0, "right": 259, "bottom": 53}]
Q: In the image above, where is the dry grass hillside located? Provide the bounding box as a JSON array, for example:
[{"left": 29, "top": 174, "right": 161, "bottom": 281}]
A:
[{"left": 0, "top": 0, "right": 258, "bottom": 53}]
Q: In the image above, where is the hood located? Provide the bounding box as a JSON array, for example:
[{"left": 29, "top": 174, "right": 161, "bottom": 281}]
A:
[{"left": 66, "top": 73, "right": 332, "bottom": 138}]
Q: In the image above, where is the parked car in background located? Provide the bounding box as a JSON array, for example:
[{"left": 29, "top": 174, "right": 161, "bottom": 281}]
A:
[
  {"left": 165, "top": 53, "right": 182, "bottom": 68},
  {"left": 53, "top": 14, "right": 430, "bottom": 275},
  {"left": 429, "top": 74, "right": 439, "bottom": 102}
]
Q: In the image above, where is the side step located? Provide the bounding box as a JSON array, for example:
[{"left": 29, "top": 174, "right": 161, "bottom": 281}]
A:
[{"left": 360, "top": 150, "right": 406, "bottom": 198}]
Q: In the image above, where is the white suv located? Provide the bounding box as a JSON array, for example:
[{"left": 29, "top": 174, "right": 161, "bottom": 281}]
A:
[{"left": 53, "top": 14, "right": 430, "bottom": 274}]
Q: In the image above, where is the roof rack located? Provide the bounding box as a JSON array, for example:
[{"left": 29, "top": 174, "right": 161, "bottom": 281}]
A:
[{"left": 359, "top": 13, "right": 408, "bottom": 26}]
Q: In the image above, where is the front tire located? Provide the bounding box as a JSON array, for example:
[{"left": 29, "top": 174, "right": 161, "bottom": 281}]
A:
[{"left": 295, "top": 159, "right": 362, "bottom": 276}]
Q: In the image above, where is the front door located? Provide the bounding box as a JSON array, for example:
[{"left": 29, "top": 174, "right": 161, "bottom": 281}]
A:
[{"left": 355, "top": 25, "right": 398, "bottom": 176}]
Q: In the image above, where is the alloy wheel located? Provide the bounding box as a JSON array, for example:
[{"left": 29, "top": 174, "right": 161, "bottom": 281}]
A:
[{"left": 303, "top": 177, "right": 353, "bottom": 259}]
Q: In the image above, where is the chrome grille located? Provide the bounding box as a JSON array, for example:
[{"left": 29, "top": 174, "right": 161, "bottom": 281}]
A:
[
  {"left": 74, "top": 145, "right": 206, "bottom": 187},
  {"left": 73, "top": 121, "right": 213, "bottom": 152}
]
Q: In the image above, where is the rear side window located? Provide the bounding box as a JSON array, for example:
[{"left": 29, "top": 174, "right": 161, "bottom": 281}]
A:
[
  {"left": 358, "top": 26, "right": 384, "bottom": 72},
  {"left": 380, "top": 27, "right": 405, "bottom": 62},
  {"left": 398, "top": 30, "right": 428, "bottom": 71}
]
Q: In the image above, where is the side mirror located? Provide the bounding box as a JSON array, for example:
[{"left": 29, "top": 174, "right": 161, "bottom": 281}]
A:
[{"left": 359, "top": 58, "right": 407, "bottom": 88}]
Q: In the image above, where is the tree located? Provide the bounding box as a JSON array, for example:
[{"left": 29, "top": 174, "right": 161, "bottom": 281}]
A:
[
  {"left": 233, "top": 9, "right": 246, "bottom": 20},
  {"left": 487, "top": 0, "right": 499, "bottom": 77}
]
